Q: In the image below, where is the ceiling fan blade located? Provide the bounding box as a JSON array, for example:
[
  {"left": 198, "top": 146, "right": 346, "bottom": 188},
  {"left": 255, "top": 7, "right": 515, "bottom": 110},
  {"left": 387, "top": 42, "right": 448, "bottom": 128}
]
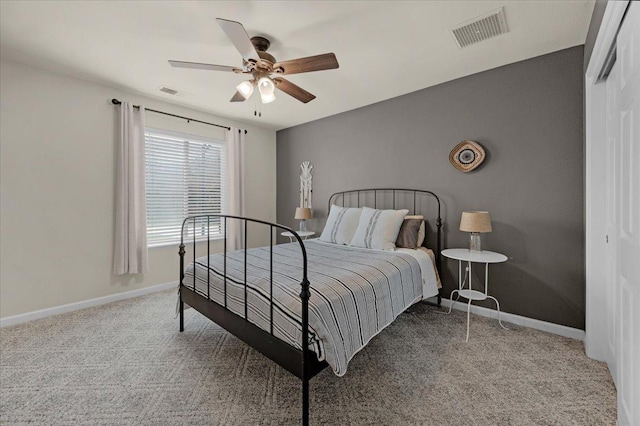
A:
[
  {"left": 274, "top": 53, "right": 339, "bottom": 75},
  {"left": 230, "top": 91, "right": 247, "bottom": 102},
  {"left": 169, "top": 60, "right": 241, "bottom": 73},
  {"left": 216, "top": 18, "right": 260, "bottom": 63},
  {"left": 273, "top": 77, "right": 316, "bottom": 103}
]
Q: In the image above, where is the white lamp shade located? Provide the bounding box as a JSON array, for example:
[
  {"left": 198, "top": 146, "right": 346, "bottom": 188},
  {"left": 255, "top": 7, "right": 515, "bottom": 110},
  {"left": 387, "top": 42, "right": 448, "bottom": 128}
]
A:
[
  {"left": 258, "top": 77, "right": 275, "bottom": 95},
  {"left": 294, "top": 207, "right": 312, "bottom": 220},
  {"left": 236, "top": 80, "right": 254, "bottom": 99},
  {"left": 459, "top": 211, "right": 492, "bottom": 233},
  {"left": 260, "top": 92, "right": 276, "bottom": 104},
  {"left": 258, "top": 77, "right": 276, "bottom": 103}
]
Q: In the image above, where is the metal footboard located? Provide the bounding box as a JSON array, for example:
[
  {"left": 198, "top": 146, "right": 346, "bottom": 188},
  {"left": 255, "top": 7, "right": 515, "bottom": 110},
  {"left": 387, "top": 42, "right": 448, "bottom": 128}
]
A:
[{"left": 178, "top": 214, "right": 318, "bottom": 426}]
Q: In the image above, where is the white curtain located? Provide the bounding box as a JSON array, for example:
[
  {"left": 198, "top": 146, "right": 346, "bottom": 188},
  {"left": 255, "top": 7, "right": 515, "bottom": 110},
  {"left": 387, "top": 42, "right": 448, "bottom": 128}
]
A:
[
  {"left": 226, "top": 127, "right": 246, "bottom": 250},
  {"left": 113, "top": 102, "right": 148, "bottom": 274}
]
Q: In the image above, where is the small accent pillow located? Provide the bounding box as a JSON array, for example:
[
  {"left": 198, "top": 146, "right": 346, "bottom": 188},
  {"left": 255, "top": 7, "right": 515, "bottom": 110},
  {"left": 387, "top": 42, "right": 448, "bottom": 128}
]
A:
[
  {"left": 350, "top": 207, "right": 409, "bottom": 250},
  {"left": 395, "top": 218, "right": 423, "bottom": 249},
  {"left": 404, "top": 215, "right": 426, "bottom": 247},
  {"left": 319, "top": 205, "right": 363, "bottom": 245}
]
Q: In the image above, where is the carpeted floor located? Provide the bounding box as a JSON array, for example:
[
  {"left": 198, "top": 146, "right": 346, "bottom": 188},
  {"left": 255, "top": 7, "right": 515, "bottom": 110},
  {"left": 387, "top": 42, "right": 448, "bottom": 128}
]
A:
[{"left": 1, "top": 290, "right": 616, "bottom": 425}]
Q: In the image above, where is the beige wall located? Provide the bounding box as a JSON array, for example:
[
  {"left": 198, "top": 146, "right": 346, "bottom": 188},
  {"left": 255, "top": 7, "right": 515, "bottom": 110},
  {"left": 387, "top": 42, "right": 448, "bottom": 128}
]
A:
[{"left": 0, "top": 59, "right": 277, "bottom": 318}]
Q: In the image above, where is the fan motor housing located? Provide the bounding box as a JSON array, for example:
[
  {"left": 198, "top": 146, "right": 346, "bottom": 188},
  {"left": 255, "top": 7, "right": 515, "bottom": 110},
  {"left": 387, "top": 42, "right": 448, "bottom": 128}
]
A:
[
  {"left": 245, "top": 36, "right": 276, "bottom": 72},
  {"left": 257, "top": 51, "right": 276, "bottom": 65}
]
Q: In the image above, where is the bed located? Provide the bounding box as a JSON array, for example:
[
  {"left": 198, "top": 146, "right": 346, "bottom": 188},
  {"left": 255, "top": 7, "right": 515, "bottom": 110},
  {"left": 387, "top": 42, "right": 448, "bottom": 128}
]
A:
[{"left": 178, "top": 188, "right": 443, "bottom": 425}]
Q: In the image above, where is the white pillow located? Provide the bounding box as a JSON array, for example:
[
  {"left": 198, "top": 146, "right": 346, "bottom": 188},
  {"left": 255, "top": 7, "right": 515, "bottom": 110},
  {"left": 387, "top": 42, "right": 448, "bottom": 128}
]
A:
[
  {"left": 319, "top": 205, "right": 363, "bottom": 245},
  {"left": 350, "top": 207, "right": 409, "bottom": 250}
]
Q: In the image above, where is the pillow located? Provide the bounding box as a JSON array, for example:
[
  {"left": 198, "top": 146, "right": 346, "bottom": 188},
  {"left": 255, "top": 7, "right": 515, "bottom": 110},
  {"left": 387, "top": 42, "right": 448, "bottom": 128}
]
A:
[
  {"left": 319, "top": 205, "right": 362, "bottom": 245},
  {"left": 405, "top": 215, "right": 426, "bottom": 247},
  {"left": 395, "top": 218, "right": 423, "bottom": 249},
  {"left": 350, "top": 207, "right": 409, "bottom": 250}
]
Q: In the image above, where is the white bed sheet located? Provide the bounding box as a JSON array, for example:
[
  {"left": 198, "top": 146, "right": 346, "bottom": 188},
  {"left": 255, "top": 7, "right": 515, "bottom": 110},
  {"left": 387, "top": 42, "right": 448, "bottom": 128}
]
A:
[{"left": 396, "top": 247, "right": 440, "bottom": 299}]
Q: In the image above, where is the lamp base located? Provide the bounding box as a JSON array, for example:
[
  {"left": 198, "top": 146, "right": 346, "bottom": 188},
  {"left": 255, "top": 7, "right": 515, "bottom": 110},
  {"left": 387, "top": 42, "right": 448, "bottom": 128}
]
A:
[
  {"left": 299, "top": 220, "right": 307, "bottom": 233},
  {"left": 469, "top": 232, "right": 482, "bottom": 252}
]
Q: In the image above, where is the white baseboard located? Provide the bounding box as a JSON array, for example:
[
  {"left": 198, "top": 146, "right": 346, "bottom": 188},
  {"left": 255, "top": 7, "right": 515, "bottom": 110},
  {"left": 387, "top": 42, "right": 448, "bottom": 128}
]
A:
[
  {"left": 426, "top": 296, "right": 585, "bottom": 341},
  {"left": 0, "top": 281, "right": 177, "bottom": 328}
]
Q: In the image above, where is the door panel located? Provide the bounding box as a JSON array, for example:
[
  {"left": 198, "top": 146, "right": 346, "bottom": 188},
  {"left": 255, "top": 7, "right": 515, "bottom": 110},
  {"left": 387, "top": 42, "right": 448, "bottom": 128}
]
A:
[
  {"left": 615, "top": 3, "right": 639, "bottom": 425},
  {"left": 605, "top": 60, "right": 619, "bottom": 383},
  {"left": 620, "top": 108, "right": 634, "bottom": 237}
]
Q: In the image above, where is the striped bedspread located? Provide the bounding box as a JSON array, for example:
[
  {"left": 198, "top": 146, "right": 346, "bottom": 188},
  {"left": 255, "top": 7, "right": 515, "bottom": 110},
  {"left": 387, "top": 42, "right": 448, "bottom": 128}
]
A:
[{"left": 183, "top": 239, "right": 435, "bottom": 376}]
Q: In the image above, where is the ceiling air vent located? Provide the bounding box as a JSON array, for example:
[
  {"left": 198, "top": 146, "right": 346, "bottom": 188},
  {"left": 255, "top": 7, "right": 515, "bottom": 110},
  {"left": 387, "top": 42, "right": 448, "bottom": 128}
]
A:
[
  {"left": 450, "top": 7, "right": 508, "bottom": 48},
  {"left": 159, "top": 86, "right": 179, "bottom": 95}
]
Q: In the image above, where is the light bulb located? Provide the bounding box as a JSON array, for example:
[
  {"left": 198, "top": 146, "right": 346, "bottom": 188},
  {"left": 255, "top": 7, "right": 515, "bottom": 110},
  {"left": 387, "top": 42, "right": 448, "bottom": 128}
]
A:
[
  {"left": 258, "top": 77, "right": 275, "bottom": 96},
  {"left": 236, "top": 80, "right": 254, "bottom": 99},
  {"left": 260, "top": 92, "right": 276, "bottom": 104}
]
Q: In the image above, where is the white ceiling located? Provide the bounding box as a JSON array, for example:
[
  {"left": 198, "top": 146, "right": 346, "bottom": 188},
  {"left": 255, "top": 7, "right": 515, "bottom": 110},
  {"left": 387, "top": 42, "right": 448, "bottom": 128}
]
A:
[{"left": 0, "top": 1, "right": 594, "bottom": 131}]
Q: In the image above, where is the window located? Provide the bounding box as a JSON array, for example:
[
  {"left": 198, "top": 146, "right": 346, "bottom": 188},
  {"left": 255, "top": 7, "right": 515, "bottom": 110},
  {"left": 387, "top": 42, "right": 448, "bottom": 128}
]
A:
[{"left": 145, "top": 128, "right": 226, "bottom": 247}]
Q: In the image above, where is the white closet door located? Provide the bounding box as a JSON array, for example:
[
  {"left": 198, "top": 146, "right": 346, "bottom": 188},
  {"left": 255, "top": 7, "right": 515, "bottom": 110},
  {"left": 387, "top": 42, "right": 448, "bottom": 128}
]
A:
[
  {"left": 615, "top": 3, "right": 640, "bottom": 425},
  {"left": 605, "top": 59, "right": 619, "bottom": 385}
]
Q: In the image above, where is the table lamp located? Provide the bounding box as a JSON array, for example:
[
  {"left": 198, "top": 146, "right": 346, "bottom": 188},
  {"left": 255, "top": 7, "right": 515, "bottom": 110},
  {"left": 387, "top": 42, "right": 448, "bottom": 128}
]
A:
[
  {"left": 459, "top": 211, "right": 492, "bottom": 252},
  {"left": 294, "top": 207, "right": 312, "bottom": 233}
]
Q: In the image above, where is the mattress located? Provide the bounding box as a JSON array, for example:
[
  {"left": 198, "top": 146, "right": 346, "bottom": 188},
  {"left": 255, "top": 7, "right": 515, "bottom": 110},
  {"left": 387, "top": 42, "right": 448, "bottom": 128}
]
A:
[{"left": 183, "top": 239, "right": 439, "bottom": 376}]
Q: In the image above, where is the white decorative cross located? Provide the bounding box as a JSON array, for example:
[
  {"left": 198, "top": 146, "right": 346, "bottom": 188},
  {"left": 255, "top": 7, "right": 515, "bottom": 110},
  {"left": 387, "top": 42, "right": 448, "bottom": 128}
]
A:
[{"left": 300, "top": 161, "right": 313, "bottom": 209}]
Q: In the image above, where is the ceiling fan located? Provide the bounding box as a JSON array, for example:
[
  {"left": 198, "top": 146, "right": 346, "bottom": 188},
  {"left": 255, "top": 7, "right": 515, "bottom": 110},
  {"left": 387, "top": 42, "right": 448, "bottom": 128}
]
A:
[{"left": 169, "top": 18, "right": 339, "bottom": 104}]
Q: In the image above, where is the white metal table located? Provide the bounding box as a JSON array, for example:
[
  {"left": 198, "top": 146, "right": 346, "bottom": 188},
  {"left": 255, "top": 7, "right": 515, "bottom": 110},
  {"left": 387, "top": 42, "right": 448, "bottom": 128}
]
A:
[
  {"left": 281, "top": 231, "right": 315, "bottom": 242},
  {"left": 441, "top": 248, "right": 509, "bottom": 342}
]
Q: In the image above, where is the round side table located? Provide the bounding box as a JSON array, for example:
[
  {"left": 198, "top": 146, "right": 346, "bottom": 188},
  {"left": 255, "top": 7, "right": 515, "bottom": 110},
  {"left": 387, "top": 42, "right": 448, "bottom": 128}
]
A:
[
  {"left": 281, "top": 231, "right": 315, "bottom": 242},
  {"left": 441, "top": 248, "right": 508, "bottom": 342}
]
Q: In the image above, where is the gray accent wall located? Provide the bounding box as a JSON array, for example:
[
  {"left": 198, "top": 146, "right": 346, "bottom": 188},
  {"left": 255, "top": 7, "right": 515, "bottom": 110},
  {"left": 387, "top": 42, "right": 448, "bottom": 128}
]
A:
[{"left": 277, "top": 46, "right": 585, "bottom": 329}]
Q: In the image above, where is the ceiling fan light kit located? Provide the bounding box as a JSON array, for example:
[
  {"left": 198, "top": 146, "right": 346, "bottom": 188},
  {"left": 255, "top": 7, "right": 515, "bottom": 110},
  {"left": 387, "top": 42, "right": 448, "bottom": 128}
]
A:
[
  {"left": 169, "top": 18, "right": 339, "bottom": 105},
  {"left": 236, "top": 80, "right": 255, "bottom": 100}
]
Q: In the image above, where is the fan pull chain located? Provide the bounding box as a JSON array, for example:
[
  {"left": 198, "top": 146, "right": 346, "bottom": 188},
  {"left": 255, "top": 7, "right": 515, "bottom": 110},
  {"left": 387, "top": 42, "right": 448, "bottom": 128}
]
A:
[{"left": 254, "top": 98, "right": 262, "bottom": 118}]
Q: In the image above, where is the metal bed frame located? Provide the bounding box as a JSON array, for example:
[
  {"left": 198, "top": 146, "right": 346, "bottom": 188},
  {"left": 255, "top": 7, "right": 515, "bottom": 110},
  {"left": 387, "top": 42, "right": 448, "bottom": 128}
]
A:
[{"left": 178, "top": 188, "right": 443, "bottom": 425}]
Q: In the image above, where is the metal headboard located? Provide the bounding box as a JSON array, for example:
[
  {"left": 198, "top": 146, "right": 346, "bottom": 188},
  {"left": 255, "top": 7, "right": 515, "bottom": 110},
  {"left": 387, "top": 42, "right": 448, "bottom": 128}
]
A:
[{"left": 327, "top": 188, "right": 443, "bottom": 276}]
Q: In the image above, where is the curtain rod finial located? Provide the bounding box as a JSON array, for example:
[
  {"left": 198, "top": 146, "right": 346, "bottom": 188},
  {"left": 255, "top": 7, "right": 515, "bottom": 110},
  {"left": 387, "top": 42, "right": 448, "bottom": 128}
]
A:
[{"left": 111, "top": 99, "right": 121, "bottom": 105}]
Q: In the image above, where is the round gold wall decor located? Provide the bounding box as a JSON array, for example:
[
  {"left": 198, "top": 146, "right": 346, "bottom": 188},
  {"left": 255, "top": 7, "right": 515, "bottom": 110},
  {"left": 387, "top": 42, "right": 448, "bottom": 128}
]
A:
[{"left": 449, "top": 140, "right": 486, "bottom": 172}]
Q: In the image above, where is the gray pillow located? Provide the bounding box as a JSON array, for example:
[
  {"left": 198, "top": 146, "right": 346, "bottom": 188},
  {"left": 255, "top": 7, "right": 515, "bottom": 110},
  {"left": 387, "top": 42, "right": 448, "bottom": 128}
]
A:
[{"left": 395, "top": 218, "right": 423, "bottom": 249}]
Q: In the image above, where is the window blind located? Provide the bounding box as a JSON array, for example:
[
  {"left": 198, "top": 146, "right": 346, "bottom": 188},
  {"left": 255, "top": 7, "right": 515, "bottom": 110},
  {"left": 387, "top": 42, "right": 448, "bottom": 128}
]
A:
[{"left": 145, "top": 128, "right": 226, "bottom": 247}]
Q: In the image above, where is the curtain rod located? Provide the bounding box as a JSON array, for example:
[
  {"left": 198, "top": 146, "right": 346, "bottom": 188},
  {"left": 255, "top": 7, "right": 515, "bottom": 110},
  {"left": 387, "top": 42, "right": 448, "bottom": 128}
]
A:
[{"left": 111, "top": 99, "right": 247, "bottom": 134}]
